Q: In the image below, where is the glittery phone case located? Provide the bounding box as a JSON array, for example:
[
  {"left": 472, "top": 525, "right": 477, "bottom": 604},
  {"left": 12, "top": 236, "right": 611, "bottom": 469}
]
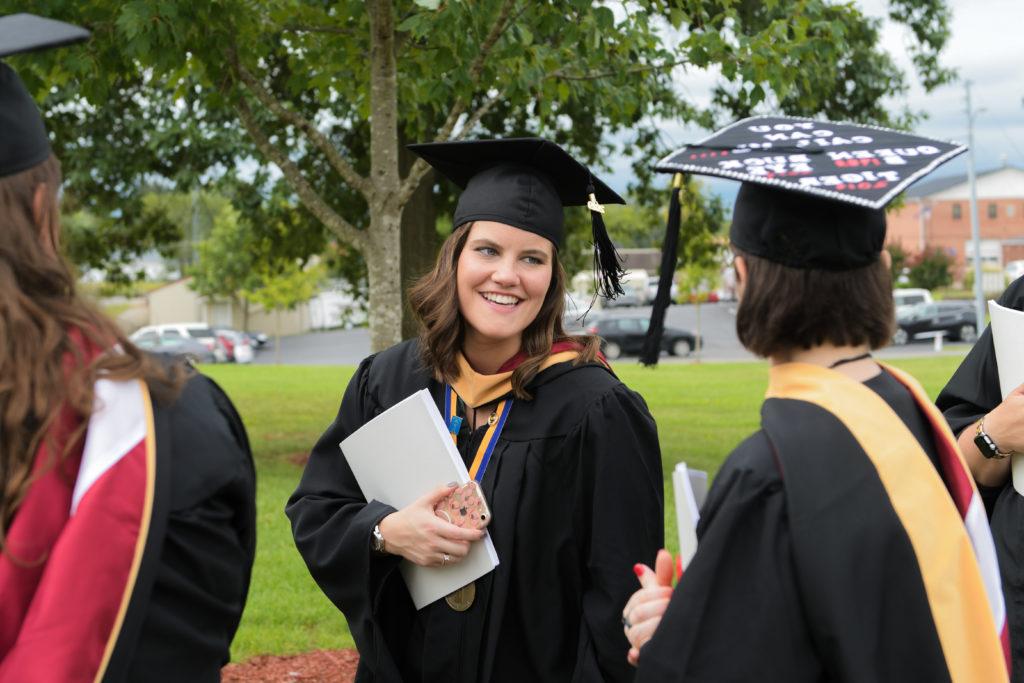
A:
[{"left": 434, "top": 481, "right": 491, "bottom": 530}]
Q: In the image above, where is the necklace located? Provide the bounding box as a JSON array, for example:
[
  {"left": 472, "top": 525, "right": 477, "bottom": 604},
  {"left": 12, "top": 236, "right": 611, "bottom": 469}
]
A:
[{"left": 828, "top": 352, "right": 872, "bottom": 369}]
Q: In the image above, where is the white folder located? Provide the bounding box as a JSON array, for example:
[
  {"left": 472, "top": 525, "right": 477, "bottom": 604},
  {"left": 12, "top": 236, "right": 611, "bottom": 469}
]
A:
[
  {"left": 340, "top": 389, "right": 500, "bottom": 609},
  {"left": 672, "top": 462, "right": 708, "bottom": 571},
  {"left": 986, "top": 300, "right": 1024, "bottom": 495}
]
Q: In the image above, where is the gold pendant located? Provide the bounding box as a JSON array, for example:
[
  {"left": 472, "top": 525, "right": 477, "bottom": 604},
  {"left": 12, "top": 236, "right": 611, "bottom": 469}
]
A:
[
  {"left": 445, "top": 581, "right": 476, "bottom": 611},
  {"left": 487, "top": 410, "right": 497, "bottom": 426}
]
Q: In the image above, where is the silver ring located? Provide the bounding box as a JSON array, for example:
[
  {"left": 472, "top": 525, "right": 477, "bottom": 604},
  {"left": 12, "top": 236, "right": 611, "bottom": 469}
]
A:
[
  {"left": 442, "top": 553, "right": 450, "bottom": 566},
  {"left": 622, "top": 615, "right": 632, "bottom": 630}
]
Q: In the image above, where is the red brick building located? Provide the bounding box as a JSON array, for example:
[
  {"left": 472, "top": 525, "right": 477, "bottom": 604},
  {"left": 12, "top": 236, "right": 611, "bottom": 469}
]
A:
[{"left": 887, "top": 166, "right": 1024, "bottom": 286}]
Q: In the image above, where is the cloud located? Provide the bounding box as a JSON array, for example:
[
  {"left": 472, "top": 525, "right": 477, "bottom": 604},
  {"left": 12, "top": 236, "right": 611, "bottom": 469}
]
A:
[{"left": 604, "top": 0, "right": 1024, "bottom": 198}]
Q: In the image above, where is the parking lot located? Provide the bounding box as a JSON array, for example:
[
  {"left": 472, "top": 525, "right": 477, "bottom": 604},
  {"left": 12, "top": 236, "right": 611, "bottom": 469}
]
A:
[{"left": 253, "top": 301, "right": 974, "bottom": 365}]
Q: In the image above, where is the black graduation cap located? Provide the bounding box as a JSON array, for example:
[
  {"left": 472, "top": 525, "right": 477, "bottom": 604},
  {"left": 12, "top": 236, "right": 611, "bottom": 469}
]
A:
[
  {"left": 0, "top": 14, "right": 91, "bottom": 178},
  {"left": 407, "top": 138, "right": 628, "bottom": 298},
  {"left": 639, "top": 115, "right": 966, "bottom": 365}
]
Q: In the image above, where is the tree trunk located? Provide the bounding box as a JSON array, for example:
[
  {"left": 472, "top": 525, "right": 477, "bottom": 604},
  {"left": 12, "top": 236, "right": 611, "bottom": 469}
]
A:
[
  {"left": 366, "top": 211, "right": 404, "bottom": 351},
  {"left": 274, "top": 308, "right": 281, "bottom": 365},
  {"left": 399, "top": 143, "right": 438, "bottom": 340},
  {"left": 366, "top": 0, "right": 403, "bottom": 351},
  {"left": 695, "top": 301, "right": 702, "bottom": 363}
]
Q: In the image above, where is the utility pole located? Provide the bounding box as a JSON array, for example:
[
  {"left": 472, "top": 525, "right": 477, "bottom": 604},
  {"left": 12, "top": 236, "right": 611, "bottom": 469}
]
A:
[{"left": 966, "top": 80, "right": 986, "bottom": 334}]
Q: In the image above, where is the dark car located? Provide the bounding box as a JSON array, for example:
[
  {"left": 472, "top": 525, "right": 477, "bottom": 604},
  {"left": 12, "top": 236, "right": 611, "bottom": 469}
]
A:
[
  {"left": 132, "top": 330, "right": 218, "bottom": 364},
  {"left": 892, "top": 302, "right": 978, "bottom": 345},
  {"left": 587, "top": 316, "right": 699, "bottom": 359}
]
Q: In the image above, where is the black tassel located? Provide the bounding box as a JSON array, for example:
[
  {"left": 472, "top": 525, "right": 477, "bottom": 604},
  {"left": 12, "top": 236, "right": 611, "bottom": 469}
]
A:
[
  {"left": 640, "top": 175, "right": 684, "bottom": 366},
  {"left": 588, "top": 182, "right": 625, "bottom": 299}
]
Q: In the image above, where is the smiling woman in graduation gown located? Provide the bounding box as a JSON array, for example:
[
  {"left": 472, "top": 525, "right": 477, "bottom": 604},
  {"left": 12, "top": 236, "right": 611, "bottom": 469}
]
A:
[
  {"left": 287, "top": 139, "right": 663, "bottom": 682},
  {"left": 623, "top": 127, "right": 1009, "bottom": 681}
]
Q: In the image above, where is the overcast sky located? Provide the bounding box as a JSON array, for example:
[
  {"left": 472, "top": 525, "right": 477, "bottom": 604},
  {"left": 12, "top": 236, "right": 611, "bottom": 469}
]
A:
[{"left": 603, "top": 0, "right": 1024, "bottom": 200}]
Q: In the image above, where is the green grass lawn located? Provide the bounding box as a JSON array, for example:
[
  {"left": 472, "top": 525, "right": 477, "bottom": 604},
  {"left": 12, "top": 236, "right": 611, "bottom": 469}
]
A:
[{"left": 203, "top": 354, "right": 967, "bottom": 660}]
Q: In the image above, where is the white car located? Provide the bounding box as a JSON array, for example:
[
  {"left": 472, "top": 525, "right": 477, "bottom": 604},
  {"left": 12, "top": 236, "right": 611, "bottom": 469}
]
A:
[
  {"left": 131, "top": 323, "right": 228, "bottom": 363},
  {"left": 214, "top": 328, "right": 255, "bottom": 364},
  {"left": 892, "top": 288, "right": 933, "bottom": 319}
]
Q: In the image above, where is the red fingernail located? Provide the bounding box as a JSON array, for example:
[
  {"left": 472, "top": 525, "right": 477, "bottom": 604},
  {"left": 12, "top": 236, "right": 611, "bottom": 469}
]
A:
[{"left": 633, "top": 564, "right": 644, "bottom": 578}]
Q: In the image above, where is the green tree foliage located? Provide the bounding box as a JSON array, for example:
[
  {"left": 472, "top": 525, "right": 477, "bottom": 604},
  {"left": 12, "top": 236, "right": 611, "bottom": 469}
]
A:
[
  {"left": 907, "top": 247, "right": 953, "bottom": 291},
  {"left": 12, "top": 0, "right": 955, "bottom": 349},
  {"left": 886, "top": 242, "right": 909, "bottom": 284},
  {"left": 242, "top": 260, "right": 326, "bottom": 362},
  {"left": 188, "top": 200, "right": 262, "bottom": 326}
]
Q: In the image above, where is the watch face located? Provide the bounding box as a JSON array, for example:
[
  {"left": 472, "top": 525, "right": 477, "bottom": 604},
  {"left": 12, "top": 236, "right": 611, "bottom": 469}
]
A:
[{"left": 975, "top": 431, "right": 1000, "bottom": 459}]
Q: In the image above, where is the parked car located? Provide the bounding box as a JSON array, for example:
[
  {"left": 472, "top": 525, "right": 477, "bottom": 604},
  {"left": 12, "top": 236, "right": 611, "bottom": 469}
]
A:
[
  {"left": 130, "top": 323, "right": 228, "bottom": 362},
  {"left": 892, "top": 288, "right": 933, "bottom": 318},
  {"left": 892, "top": 301, "right": 978, "bottom": 345},
  {"left": 214, "top": 328, "right": 255, "bottom": 364},
  {"left": 246, "top": 330, "right": 270, "bottom": 348},
  {"left": 587, "top": 316, "right": 699, "bottom": 359},
  {"left": 646, "top": 276, "right": 679, "bottom": 303},
  {"left": 131, "top": 331, "right": 218, "bottom": 364},
  {"left": 604, "top": 269, "right": 649, "bottom": 308}
]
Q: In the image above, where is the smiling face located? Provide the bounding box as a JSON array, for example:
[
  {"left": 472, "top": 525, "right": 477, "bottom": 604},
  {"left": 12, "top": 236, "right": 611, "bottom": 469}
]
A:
[{"left": 456, "top": 221, "right": 554, "bottom": 355}]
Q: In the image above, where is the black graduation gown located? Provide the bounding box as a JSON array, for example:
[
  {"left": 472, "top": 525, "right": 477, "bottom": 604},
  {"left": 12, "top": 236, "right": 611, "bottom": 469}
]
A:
[
  {"left": 637, "top": 365, "right": 1006, "bottom": 682},
  {"left": 114, "top": 371, "right": 257, "bottom": 682},
  {"left": 286, "top": 340, "right": 664, "bottom": 682},
  {"left": 937, "top": 275, "right": 1024, "bottom": 681}
]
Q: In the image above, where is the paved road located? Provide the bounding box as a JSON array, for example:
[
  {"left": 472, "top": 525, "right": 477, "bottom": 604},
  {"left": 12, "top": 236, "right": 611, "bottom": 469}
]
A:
[{"left": 252, "top": 302, "right": 972, "bottom": 365}]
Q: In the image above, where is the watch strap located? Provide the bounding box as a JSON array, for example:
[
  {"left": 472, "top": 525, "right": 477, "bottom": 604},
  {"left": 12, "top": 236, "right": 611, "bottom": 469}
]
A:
[{"left": 975, "top": 417, "right": 1012, "bottom": 460}]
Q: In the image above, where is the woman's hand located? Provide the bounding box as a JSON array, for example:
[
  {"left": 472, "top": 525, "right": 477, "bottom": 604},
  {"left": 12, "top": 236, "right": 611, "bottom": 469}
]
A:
[
  {"left": 983, "top": 383, "right": 1024, "bottom": 453},
  {"left": 378, "top": 484, "right": 485, "bottom": 567},
  {"left": 623, "top": 549, "right": 675, "bottom": 667},
  {"left": 959, "top": 382, "right": 1024, "bottom": 487}
]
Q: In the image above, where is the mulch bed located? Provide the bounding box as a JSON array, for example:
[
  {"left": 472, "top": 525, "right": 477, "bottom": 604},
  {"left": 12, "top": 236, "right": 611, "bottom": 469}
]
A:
[{"left": 222, "top": 649, "right": 359, "bottom": 682}]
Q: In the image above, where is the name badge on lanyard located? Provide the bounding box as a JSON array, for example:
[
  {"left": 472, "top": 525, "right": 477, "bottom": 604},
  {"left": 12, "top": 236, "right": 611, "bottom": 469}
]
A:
[
  {"left": 442, "top": 385, "right": 512, "bottom": 612},
  {"left": 444, "top": 384, "right": 512, "bottom": 484}
]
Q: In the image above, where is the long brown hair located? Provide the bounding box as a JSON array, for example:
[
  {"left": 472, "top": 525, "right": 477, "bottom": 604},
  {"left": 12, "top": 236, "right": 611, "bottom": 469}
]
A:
[
  {"left": 408, "top": 222, "right": 600, "bottom": 399},
  {"left": 0, "top": 155, "right": 181, "bottom": 555}
]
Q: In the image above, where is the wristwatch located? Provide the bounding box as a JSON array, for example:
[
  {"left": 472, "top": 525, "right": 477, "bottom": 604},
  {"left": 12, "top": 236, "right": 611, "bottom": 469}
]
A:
[
  {"left": 975, "top": 416, "right": 1013, "bottom": 460},
  {"left": 371, "top": 523, "right": 387, "bottom": 553}
]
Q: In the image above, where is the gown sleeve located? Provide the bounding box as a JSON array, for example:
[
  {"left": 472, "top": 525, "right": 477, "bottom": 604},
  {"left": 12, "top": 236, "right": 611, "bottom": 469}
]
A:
[
  {"left": 635, "top": 433, "right": 820, "bottom": 682},
  {"left": 936, "top": 276, "right": 1024, "bottom": 436},
  {"left": 572, "top": 384, "right": 664, "bottom": 682},
  {"left": 124, "top": 373, "right": 257, "bottom": 682},
  {"left": 936, "top": 277, "right": 1024, "bottom": 512},
  {"left": 285, "top": 356, "right": 405, "bottom": 668}
]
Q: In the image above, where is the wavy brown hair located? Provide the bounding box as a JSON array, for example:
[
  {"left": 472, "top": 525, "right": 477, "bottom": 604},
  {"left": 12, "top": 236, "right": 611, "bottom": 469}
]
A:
[
  {"left": 409, "top": 222, "right": 601, "bottom": 399},
  {"left": 0, "top": 155, "right": 182, "bottom": 556}
]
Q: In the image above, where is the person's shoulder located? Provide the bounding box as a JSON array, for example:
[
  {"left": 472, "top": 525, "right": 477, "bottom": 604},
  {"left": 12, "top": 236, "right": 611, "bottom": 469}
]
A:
[
  {"left": 717, "top": 430, "right": 783, "bottom": 486},
  {"left": 357, "top": 338, "right": 433, "bottom": 408},
  {"left": 369, "top": 338, "right": 422, "bottom": 371},
  {"left": 155, "top": 369, "right": 247, "bottom": 452},
  {"left": 998, "top": 275, "right": 1024, "bottom": 309},
  {"left": 535, "top": 357, "right": 621, "bottom": 398}
]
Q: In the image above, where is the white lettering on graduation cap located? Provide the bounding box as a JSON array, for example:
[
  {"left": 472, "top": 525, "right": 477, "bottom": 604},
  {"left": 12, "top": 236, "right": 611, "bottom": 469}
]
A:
[
  {"left": 795, "top": 135, "right": 874, "bottom": 148},
  {"left": 718, "top": 154, "right": 812, "bottom": 176},
  {"left": 748, "top": 122, "right": 817, "bottom": 133},
  {"left": 798, "top": 169, "right": 901, "bottom": 189}
]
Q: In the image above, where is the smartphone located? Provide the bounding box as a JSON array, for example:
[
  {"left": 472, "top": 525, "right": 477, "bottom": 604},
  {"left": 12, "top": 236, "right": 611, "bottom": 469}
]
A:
[{"left": 434, "top": 481, "right": 491, "bottom": 530}]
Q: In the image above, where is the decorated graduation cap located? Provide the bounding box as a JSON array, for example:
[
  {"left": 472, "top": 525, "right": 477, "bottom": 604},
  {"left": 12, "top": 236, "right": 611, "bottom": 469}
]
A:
[
  {"left": 639, "top": 115, "right": 966, "bottom": 365},
  {"left": 407, "top": 137, "right": 628, "bottom": 298},
  {"left": 0, "top": 13, "right": 90, "bottom": 178}
]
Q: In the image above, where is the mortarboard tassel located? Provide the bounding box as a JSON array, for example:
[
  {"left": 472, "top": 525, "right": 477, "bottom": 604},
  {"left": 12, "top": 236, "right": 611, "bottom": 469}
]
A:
[
  {"left": 588, "top": 183, "right": 626, "bottom": 299},
  {"left": 640, "top": 174, "right": 684, "bottom": 366}
]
